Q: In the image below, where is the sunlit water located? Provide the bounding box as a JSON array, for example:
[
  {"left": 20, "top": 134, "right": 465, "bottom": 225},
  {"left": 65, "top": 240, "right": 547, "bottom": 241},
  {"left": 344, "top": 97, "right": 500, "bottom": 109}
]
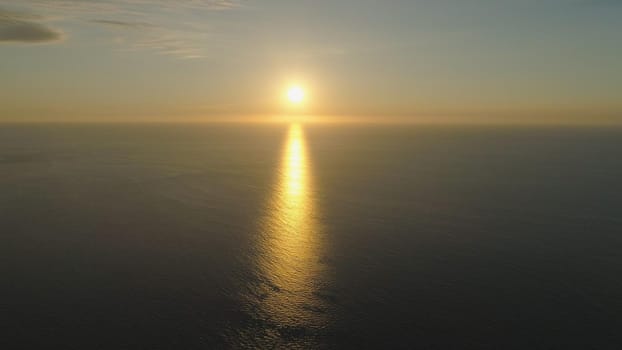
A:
[
  {"left": 1, "top": 124, "right": 622, "bottom": 349},
  {"left": 235, "top": 124, "right": 331, "bottom": 347},
  {"left": 254, "top": 124, "right": 327, "bottom": 325}
]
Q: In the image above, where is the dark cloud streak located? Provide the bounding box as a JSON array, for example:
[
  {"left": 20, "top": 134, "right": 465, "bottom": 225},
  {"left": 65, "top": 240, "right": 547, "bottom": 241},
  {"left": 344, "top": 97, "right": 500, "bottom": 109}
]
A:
[{"left": 0, "top": 9, "right": 63, "bottom": 43}]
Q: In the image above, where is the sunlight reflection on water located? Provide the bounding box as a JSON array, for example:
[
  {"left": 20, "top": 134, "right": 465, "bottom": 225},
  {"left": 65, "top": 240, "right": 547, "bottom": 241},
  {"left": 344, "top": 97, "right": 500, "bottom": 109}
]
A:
[{"left": 254, "top": 123, "right": 328, "bottom": 328}]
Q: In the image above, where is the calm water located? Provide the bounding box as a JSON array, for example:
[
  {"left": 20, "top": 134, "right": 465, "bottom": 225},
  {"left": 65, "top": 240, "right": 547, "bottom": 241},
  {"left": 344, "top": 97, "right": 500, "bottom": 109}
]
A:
[{"left": 1, "top": 124, "right": 622, "bottom": 349}]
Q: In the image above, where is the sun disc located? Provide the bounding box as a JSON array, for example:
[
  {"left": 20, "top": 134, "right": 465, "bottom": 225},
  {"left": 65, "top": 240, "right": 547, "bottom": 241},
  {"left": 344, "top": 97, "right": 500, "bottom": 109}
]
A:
[{"left": 287, "top": 86, "right": 305, "bottom": 104}]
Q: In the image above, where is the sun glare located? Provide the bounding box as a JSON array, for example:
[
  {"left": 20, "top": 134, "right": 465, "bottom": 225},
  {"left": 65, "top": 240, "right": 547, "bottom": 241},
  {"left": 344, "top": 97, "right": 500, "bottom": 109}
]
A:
[{"left": 287, "top": 86, "right": 305, "bottom": 104}]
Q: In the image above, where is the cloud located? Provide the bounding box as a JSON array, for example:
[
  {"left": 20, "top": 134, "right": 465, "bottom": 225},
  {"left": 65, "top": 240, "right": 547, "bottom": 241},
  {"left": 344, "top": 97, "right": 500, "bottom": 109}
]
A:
[
  {"left": 0, "top": 21, "right": 62, "bottom": 43},
  {"left": 89, "top": 19, "right": 155, "bottom": 29},
  {"left": 0, "top": 9, "right": 63, "bottom": 43},
  {"left": 0, "top": 0, "right": 242, "bottom": 55},
  {"left": 127, "top": 36, "right": 207, "bottom": 59},
  {"left": 583, "top": 0, "right": 622, "bottom": 5},
  {"left": 0, "top": 8, "right": 46, "bottom": 21},
  {"left": 19, "top": 0, "right": 240, "bottom": 14}
]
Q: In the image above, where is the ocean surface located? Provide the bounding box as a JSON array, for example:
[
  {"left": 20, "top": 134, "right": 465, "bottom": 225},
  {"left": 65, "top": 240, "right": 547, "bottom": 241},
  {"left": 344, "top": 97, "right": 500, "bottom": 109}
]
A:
[{"left": 1, "top": 123, "right": 621, "bottom": 349}]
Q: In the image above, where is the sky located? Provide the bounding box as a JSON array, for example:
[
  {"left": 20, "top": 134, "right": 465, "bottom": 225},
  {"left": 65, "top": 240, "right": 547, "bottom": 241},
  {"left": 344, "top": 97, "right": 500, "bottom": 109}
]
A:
[{"left": 1, "top": 0, "right": 621, "bottom": 123}]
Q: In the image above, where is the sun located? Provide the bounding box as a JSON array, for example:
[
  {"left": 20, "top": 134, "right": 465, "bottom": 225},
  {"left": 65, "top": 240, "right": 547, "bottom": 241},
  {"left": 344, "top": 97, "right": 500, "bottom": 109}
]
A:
[{"left": 287, "top": 86, "right": 305, "bottom": 104}]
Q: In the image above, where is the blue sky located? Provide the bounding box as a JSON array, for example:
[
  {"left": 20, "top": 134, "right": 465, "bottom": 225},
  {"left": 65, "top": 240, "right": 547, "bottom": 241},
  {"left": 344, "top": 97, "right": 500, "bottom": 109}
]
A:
[{"left": 1, "top": 0, "right": 621, "bottom": 122}]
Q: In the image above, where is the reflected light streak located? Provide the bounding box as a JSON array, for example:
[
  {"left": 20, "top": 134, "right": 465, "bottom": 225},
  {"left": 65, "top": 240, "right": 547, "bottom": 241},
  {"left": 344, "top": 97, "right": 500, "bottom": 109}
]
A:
[{"left": 253, "top": 123, "right": 327, "bottom": 327}]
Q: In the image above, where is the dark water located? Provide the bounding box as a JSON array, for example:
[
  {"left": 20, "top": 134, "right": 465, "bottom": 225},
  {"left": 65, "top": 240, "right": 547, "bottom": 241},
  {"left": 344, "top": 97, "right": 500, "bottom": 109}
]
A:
[{"left": 1, "top": 123, "right": 622, "bottom": 349}]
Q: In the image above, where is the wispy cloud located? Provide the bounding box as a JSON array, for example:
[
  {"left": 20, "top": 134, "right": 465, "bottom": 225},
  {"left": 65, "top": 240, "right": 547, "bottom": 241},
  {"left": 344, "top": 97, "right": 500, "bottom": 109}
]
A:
[
  {"left": 126, "top": 36, "right": 208, "bottom": 59},
  {"left": 582, "top": 0, "right": 622, "bottom": 6},
  {"left": 89, "top": 19, "right": 155, "bottom": 29},
  {"left": 0, "top": 0, "right": 242, "bottom": 56},
  {"left": 9, "top": 0, "right": 240, "bottom": 14}
]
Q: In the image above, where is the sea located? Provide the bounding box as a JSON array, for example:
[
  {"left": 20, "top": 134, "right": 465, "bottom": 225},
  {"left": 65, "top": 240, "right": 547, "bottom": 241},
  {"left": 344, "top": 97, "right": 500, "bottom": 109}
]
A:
[{"left": 1, "top": 123, "right": 621, "bottom": 349}]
